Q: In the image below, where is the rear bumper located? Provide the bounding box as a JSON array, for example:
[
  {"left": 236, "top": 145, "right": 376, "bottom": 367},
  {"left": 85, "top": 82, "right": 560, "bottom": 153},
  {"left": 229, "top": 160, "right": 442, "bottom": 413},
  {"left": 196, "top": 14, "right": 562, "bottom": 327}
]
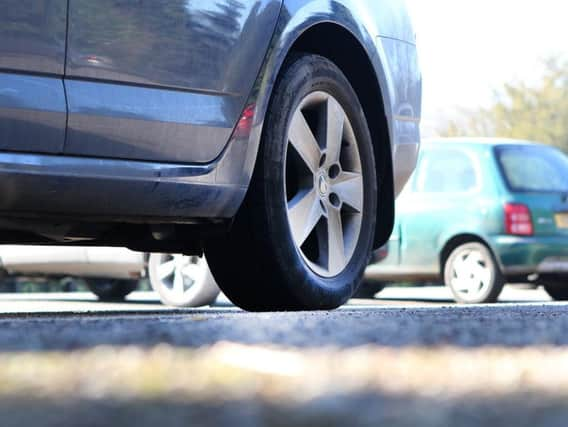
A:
[
  {"left": 379, "top": 37, "right": 421, "bottom": 198},
  {"left": 489, "top": 235, "right": 568, "bottom": 277},
  {"left": 392, "top": 140, "right": 420, "bottom": 197},
  {"left": 0, "top": 151, "right": 246, "bottom": 222}
]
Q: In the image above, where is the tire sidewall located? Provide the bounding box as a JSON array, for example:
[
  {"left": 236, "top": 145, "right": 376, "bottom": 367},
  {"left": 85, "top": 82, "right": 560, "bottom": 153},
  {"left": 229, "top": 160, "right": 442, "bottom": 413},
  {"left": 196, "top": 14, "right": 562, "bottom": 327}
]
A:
[
  {"left": 87, "top": 279, "right": 137, "bottom": 301},
  {"left": 543, "top": 282, "right": 568, "bottom": 301}
]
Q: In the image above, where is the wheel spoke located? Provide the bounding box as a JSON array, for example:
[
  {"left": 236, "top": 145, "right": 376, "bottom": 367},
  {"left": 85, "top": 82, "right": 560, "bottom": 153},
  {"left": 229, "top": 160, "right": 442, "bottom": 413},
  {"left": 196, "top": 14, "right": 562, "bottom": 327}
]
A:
[
  {"left": 453, "top": 255, "right": 468, "bottom": 278},
  {"left": 173, "top": 267, "right": 185, "bottom": 296},
  {"left": 289, "top": 109, "right": 321, "bottom": 173},
  {"left": 472, "top": 263, "right": 491, "bottom": 286},
  {"left": 157, "top": 259, "right": 176, "bottom": 281},
  {"left": 325, "top": 97, "right": 345, "bottom": 165},
  {"left": 327, "top": 208, "right": 345, "bottom": 274},
  {"left": 182, "top": 263, "right": 203, "bottom": 279},
  {"left": 454, "top": 278, "right": 474, "bottom": 294},
  {"left": 452, "top": 256, "right": 470, "bottom": 292},
  {"left": 332, "top": 172, "right": 363, "bottom": 212},
  {"left": 288, "top": 189, "right": 322, "bottom": 246},
  {"left": 467, "top": 252, "right": 484, "bottom": 266}
]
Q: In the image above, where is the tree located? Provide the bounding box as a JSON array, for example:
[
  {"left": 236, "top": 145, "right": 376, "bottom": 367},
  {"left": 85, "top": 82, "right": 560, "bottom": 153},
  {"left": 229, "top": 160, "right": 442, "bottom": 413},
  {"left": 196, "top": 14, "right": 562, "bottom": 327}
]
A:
[{"left": 441, "top": 58, "right": 568, "bottom": 152}]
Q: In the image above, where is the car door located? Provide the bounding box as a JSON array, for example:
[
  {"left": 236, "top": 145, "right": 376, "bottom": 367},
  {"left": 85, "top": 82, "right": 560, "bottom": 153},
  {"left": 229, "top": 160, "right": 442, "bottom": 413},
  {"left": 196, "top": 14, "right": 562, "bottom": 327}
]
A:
[
  {"left": 398, "top": 147, "right": 483, "bottom": 275},
  {"left": 0, "top": 0, "right": 68, "bottom": 153},
  {"left": 63, "top": 0, "right": 282, "bottom": 164}
]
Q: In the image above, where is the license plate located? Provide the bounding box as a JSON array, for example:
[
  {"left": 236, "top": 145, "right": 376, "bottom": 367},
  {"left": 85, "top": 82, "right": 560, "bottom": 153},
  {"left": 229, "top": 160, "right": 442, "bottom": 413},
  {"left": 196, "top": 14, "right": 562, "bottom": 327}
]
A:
[{"left": 555, "top": 213, "right": 568, "bottom": 229}]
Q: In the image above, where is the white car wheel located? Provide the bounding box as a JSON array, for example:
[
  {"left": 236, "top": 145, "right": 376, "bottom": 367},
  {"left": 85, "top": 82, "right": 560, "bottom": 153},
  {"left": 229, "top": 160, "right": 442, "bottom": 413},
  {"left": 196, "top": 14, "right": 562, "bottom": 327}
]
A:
[
  {"left": 444, "top": 242, "right": 504, "bottom": 304},
  {"left": 148, "top": 253, "right": 219, "bottom": 307}
]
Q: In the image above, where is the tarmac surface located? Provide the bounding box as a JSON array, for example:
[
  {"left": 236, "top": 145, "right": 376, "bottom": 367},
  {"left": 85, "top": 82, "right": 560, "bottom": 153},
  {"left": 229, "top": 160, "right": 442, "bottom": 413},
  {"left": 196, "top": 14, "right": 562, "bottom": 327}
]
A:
[{"left": 0, "top": 286, "right": 566, "bottom": 427}]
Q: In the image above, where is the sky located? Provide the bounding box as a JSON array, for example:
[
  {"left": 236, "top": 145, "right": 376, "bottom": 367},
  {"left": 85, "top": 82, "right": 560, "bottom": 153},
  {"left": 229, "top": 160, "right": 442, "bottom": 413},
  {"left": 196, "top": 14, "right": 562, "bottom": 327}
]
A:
[{"left": 405, "top": 0, "right": 568, "bottom": 136}]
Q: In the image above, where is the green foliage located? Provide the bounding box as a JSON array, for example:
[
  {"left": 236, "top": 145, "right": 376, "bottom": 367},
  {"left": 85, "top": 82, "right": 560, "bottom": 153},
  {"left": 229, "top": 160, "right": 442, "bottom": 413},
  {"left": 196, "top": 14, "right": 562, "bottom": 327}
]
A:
[{"left": 441, "top": 58, "right": 568, "bottom": 152}]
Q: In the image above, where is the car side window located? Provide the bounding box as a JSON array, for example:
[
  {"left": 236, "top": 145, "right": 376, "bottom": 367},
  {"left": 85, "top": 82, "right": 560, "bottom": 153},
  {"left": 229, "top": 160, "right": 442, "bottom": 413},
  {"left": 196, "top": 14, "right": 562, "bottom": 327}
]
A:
[{"left": 415, "top": 148, "right": 479, "bottom": 194}]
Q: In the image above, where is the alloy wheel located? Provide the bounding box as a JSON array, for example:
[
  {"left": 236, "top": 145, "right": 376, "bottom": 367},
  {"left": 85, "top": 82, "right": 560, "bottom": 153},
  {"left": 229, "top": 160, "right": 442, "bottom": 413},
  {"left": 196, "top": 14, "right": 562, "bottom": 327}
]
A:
[
  {"left": 152, "top": 254, "right": 207, "bottom": 301},
  {"left": 284, "top": 91, "right": 364, "bottom": 277}
]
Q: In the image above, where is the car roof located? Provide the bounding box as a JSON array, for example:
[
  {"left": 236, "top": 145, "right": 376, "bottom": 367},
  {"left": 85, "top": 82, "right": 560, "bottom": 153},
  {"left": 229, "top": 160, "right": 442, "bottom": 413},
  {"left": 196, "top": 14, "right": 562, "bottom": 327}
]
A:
[{"left": 422, "top": 137, "right": 541, "bottom": 148}]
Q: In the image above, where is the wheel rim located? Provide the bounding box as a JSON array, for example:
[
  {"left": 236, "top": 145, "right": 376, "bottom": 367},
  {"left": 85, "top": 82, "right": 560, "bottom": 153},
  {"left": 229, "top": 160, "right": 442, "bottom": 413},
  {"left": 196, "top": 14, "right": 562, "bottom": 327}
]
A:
[
  {"left": 449, "top": 248, "right": 492, "bottom": 301},
  {"left": 284, "top": 91, "right": 364, "bottom": 278},
  {"left": 153, "top": 254, "right": 207, "bottom": 302}
]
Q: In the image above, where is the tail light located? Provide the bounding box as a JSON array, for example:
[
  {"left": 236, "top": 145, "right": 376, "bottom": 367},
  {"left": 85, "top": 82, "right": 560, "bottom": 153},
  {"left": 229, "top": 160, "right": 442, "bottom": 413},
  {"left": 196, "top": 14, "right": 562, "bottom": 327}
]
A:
[
  {"left": 232, "top": 104, "right": 256, "bottom": 140},
  {"left": 504, "top": 203, "right": 533, "bottom": 236}
]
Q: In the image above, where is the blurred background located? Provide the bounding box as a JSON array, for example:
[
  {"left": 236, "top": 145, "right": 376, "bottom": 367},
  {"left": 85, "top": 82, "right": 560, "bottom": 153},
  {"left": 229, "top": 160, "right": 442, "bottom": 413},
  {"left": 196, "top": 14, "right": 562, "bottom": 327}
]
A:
[{"left": 408, "top": 0, "right": 568, "bottom": 150}]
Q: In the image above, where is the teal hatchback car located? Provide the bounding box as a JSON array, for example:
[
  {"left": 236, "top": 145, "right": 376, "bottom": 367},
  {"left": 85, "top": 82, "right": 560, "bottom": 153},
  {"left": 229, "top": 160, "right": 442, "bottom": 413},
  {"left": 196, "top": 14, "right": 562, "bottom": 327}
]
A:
[{"left": 364, "top": 138, "right": 568, "bottom": 304}]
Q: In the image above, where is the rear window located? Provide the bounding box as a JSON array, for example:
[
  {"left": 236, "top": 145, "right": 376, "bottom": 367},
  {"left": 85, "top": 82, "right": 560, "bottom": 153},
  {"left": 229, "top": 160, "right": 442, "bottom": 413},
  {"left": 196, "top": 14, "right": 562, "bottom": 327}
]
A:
[{"left": 495, "top": 145, "right": 568, "bottom": 192}]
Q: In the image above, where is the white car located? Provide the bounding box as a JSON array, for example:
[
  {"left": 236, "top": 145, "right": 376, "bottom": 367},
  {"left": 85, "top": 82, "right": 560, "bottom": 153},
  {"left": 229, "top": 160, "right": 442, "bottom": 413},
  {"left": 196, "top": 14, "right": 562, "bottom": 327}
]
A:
[{"left": 0, "top": 246, "right": 219, "bottom": 307}]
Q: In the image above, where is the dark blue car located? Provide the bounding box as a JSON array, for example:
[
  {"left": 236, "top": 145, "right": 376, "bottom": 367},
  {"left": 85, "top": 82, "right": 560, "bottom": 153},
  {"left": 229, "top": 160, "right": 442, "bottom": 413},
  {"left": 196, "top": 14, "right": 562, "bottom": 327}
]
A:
[{"left": 0, "top": 0, "right": 421, "bottom": 311}]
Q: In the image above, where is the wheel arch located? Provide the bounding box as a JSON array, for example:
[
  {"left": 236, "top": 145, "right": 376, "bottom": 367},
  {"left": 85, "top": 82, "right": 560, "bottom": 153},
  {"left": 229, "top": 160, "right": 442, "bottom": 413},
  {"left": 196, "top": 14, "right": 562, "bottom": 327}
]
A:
[
  {"left": 439, "top": 233, "right": 500, "bottom": 279},
  {"left": 228, "top": 8, "right": 396, "bottom": 248},
  {"left": 284, "top": 22, "right": 394, "bottom": 248}
]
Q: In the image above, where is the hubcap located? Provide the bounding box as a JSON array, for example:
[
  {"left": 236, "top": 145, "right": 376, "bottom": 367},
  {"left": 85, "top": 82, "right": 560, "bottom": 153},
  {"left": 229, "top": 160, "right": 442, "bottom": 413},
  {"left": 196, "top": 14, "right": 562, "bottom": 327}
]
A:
[
  {"left": 154, "top": 254, "right": 207, "bottom": 300},
  {"left": 284, "top": 92, "right": 364, "bottom": 278},
  {"left": 450, "top": 249, "right": 492, "bottom": 300}
]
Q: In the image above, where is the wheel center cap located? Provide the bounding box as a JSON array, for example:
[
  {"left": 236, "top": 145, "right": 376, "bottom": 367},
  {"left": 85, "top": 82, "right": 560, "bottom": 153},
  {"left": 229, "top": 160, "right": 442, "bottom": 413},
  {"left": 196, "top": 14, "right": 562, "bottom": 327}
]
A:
[{"left": 317, "top": 174, "right": 329, "bottom": 196}]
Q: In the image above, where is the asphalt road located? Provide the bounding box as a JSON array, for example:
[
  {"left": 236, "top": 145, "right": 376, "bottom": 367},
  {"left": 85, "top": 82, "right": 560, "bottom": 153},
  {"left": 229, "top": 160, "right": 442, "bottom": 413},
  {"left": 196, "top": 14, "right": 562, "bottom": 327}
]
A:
[
  {"left": 0, "top": 286, "right": 561, "bottom": 351},
  {"left": 0, "top": 284, "right": 553, "bottom": 314},
  {"left": 0, "top": 286, "right": 567, "bottom": 427}
]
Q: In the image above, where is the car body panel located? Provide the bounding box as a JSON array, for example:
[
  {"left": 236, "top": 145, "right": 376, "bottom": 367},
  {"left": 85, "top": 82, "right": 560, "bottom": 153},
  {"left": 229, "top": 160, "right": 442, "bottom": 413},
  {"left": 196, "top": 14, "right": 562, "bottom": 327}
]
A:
[
  {"left": 277, "top": 0, "right": 421, "bottom": 196},
  {"left": 0, "top": 0, "right": 67, "bottom": 75},
  {"left": 0, "top": 0, "right": 420, "bottom": 250},
  {"left": 0, "top": 152, "right": 244, "bottom": 220},
  {"left": 512, "top": 193, "right": 568, "bottom": 237},
  {"left": 488, "top": 235, "right": 568, "bottom": 276},
  {"left": 66, "top": 0, "right": 282, "bottom": 94},
  {"left": 64, "top": 80, "right": 239, "bottom": 163},
  {"left": 366, "top": 139, "right": 568, "bottom": 283},
  {"left": 380, "top": 38, "right": 421, "bottom": 196},
  {"left": 0, "top": 246, "right": 145, "bottom": 279},
  {"left": 64, "top": 0, "right": 282, "bottom": 163},
  {"left": 0, "top": 73, "right": 67, "bottom": 154},
  {"left": 0, "top": 1, "right": 67, "bottom": 154}
]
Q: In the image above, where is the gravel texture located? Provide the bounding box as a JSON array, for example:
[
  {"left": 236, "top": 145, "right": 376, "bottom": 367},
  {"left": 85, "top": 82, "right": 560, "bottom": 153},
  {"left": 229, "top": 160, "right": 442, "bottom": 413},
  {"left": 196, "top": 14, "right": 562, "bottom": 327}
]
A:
[
  {"left": 1, "top": 303, "right": 568, "bottom": 351},
  {"left": 1, "top": 302, "right": 568, "bottom": 426}
]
